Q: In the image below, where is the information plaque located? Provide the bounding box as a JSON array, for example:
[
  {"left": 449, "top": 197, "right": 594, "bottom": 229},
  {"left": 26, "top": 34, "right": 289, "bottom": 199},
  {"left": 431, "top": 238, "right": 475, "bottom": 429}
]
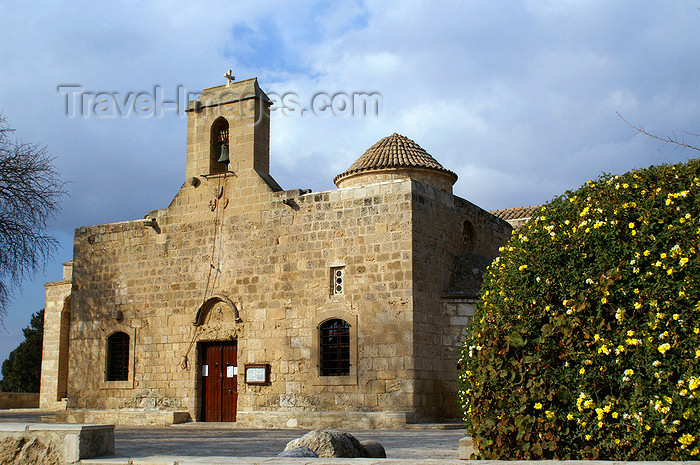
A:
[{"left": 244, "top": 364, "right": 270, "bottom": 385}]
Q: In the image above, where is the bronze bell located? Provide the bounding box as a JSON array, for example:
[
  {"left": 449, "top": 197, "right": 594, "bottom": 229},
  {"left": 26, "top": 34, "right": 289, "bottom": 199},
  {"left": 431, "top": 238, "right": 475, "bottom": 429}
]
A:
[{"left": 217, "top": 144, "right": 229, "bottom": 163}]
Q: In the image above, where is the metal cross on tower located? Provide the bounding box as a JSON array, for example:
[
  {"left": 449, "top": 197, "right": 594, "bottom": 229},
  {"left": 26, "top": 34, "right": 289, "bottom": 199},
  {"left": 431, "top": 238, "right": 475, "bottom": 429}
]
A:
[{"left": 224, "top": 69, "right": 235, "bottom": 85}]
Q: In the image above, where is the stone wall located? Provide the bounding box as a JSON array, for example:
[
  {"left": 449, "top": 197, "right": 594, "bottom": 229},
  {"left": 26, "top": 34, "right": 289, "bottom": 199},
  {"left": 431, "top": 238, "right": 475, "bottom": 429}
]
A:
[
  {"left": 0, "top": 393, "right": 39, "bottom": 409},
  {"left": 39, "top": 262, "right": 72, "bottom": 411},
  {"left": 411, "top": 180, "right": 511, "bottom": 420}
]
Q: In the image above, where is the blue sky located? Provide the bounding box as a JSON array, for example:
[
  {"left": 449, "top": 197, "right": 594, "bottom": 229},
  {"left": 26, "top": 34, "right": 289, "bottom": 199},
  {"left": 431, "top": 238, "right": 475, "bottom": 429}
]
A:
[{"left": 1, "top": 0, "right": 699, "bottom": 370}]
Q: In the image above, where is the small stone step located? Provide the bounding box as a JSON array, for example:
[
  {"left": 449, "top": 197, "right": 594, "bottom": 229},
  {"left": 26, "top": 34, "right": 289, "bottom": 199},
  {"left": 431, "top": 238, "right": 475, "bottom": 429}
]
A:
[{"left": 405, "top": 422, "right": 463, "bottom": 430}]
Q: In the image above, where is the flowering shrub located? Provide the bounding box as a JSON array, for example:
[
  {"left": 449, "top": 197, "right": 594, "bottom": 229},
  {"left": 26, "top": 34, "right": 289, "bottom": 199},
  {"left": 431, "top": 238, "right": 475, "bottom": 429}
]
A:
[{"left": 459, "top": 159, "right": 700, "bottom": 459}]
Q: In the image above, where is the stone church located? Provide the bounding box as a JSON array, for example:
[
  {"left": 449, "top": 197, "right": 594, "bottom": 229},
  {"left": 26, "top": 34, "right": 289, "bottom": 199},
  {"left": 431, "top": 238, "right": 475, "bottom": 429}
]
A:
[{"left": 39, "top": 76, "right": 515, "bottom": 427}]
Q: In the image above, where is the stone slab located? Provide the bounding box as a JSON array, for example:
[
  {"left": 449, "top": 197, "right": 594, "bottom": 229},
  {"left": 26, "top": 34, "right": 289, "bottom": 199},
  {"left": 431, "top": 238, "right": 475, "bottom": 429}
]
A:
[
  {"left": 0, "top": 422, "right": 30, "bottom": 432},
  {"left": 0, "top": 422, "right": 114, "bottom": 463},
  {"left": 55, "top": 409, "right": 191, "bottom": 426}
]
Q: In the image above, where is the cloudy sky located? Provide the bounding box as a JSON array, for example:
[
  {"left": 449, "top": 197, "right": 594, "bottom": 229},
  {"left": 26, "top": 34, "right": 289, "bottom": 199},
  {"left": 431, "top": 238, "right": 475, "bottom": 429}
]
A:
[{"left": 1, "top": 1, "right": 699, "bottom": 366}]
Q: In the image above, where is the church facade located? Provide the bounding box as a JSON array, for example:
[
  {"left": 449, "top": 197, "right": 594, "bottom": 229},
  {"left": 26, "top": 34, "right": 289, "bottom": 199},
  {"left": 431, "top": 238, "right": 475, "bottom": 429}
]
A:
[{"left": 39, "top": 77, "right": 512, "bottom": 427}]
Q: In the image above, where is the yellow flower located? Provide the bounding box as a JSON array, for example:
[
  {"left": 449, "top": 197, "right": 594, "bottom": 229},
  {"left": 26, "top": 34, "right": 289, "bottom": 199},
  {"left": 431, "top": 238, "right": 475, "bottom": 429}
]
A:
[
  {"left": 545, "top": 410, "right": 555, "bottom": 419},
  {"left": 612, "top": 412, "right": 619, "bottom": 419},
  {"left": 601, "top": 297, "right": 607, "bottom": 304},
  {"left": 585, "top": 434, "right": 592, "bottom": 441},
  {"left": 658, "top": 343, "right": 671, "bottom": 355},
  {"left": 628, "top": 222, "right": 635, "bottom": 229},
  {"left": 679, "top": 434, "right": 696, "bottom": 447},
  {"left": 567, "top": 413, "right": 574, "bottom": 420},
  {"left": 519, "top": 264, "right": 528, "bottom": 271},
  {"left": 579, "top": 367, "right": 586, "bottom": 375},
  {"left": 643, "top": 250, "right": 651, "bottom": 256},
  {"left": 534, "top": 402, "right": 543, "bottom": 410},
  {"left": 690, "top": 378, "right": 700, "bottom": 390},
  {"left": 598, "top": 421, "right": 604, "bottom": 428},
  {"left": 615, "top": 438, "right": 621, "bottom": 444}
]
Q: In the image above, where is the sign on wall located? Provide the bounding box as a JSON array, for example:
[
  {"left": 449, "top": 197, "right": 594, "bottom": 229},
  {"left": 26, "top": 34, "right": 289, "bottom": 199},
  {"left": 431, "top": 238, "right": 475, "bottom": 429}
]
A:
[{"left": 244, "top": 364, "right": 270, "bottom": 385}]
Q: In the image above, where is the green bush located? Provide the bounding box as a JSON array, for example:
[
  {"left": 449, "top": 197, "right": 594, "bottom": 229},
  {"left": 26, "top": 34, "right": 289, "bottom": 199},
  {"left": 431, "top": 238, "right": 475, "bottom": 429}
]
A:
[{"left": 459, "top": 159, "right": 700, "bottom": 459}]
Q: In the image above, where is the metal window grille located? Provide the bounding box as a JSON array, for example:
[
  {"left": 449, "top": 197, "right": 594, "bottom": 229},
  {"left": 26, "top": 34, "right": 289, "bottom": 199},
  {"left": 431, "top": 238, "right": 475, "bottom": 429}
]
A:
[
  {"left": 107, "top": 332, "right": 129, "bottom": 381},
  {"left": 319, "top": 319, "right": 350, "bottom": 376}
]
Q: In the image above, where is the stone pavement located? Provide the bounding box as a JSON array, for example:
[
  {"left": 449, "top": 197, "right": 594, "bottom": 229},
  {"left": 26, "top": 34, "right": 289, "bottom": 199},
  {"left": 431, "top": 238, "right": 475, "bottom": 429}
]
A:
[{"left": 0, "top": 410, "right": 466, "bottom": 462}]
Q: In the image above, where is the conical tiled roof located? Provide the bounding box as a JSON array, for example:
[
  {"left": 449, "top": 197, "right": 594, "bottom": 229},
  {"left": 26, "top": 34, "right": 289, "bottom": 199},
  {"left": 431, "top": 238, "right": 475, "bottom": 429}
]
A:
[{"left": 334, "top": 133, "right": 457, "bottom": 185}]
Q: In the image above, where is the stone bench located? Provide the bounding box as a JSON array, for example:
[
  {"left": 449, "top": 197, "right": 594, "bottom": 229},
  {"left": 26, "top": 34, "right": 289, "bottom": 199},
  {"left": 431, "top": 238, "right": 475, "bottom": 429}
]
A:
[
  {"left": 0, "top": 423, "right": 114, "bottom": 464},
  {"left": 0, "top": 392, "right": 39, "bottom": 409}
]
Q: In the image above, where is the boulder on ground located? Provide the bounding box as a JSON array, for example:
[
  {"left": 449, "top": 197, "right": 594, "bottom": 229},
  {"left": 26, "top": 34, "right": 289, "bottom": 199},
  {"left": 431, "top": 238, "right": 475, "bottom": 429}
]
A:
[
  {"left": 361, "top": 440, "right": 386, "bottom": 458},
  {"left": 284, "top": 430, "right": 384, "bottom": 458},
  {"left": 278, "top": 445, "right": 319, "bottom": 457}
]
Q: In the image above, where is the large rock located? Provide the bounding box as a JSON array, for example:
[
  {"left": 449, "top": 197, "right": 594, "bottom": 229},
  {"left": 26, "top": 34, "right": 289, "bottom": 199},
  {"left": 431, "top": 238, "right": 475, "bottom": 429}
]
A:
[
  {"left": 278, "top": 446, "right": 319, "bottom": 457},
  {"left": 284, "top": 430, "right": 383, "bottom": 458},
  {"left": 360, "top": 440, "right": 386, "bottom": 458}
]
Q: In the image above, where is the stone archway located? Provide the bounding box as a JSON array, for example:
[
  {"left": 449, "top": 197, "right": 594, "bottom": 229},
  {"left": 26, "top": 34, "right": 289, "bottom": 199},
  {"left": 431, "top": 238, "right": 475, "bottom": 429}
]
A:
[{"left": 193, "top": 295, "right": 242, "bottom": 326}]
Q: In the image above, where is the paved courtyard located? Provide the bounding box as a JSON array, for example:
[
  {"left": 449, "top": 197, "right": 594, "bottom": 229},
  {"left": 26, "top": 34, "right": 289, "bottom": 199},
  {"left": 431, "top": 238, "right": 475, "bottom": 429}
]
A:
[{"left": 0, "top": 410, "right": 466, "bottom": 460}]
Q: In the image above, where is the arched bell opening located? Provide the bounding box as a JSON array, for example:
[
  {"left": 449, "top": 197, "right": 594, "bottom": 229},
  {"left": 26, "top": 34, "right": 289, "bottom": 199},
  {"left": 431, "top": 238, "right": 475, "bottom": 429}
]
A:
[{"left": 210, "top": 117, "right": 229, "bottom": 175}]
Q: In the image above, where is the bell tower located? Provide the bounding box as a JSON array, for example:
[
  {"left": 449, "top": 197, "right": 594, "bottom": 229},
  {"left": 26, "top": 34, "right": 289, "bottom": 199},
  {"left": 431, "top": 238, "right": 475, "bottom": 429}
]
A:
[{"left": 185, "top": 77, "right": 271, "bottom": 179}]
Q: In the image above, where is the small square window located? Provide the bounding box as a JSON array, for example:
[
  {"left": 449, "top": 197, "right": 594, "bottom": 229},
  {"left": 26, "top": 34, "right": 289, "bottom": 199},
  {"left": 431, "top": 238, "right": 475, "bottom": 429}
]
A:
[{"left": 330, "top": 267, "right": 344, "bottom": 295}]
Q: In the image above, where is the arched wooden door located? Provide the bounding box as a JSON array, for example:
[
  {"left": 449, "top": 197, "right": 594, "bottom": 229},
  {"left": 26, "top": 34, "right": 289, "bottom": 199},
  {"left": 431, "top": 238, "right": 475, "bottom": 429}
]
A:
[{"left": 201, "top": 342, "right": 237, "bottom": 421}]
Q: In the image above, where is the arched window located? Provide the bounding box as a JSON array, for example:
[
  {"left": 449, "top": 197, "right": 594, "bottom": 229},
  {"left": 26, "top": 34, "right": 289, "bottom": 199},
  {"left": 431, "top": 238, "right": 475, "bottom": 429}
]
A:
[
  {"left": 106, "top": 332, "right": 130, "bottom": 381},
  {"left": 210, "top": 117, "right": 229, "bottom": 174},
  {"left": 462, "top": 220, "right": 475, "bottom": 251},
  {"left": 319, "top": 319, "right": 350, "bottom": 376}
]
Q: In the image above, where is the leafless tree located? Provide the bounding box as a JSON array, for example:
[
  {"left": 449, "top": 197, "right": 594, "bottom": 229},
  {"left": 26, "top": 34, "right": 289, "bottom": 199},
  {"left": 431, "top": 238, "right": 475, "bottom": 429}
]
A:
[
  {"left": 0, "top": 114, "right": 66, "bottom": 321},
  {"left": 617, "top": 111, "right": 700, "bottom": 154}
]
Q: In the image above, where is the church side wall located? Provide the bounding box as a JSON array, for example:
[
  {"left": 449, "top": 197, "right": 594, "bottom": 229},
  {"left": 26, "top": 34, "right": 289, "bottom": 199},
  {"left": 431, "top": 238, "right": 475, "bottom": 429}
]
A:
[
  {"left": 67, "top": 172, "right": 417, "bottom": 426},
  {"left": 411, "top": 180, "right": 511, "bottom": 421},
  {"left": 39, "top": 279, "right": 71, "bottom": 410}
]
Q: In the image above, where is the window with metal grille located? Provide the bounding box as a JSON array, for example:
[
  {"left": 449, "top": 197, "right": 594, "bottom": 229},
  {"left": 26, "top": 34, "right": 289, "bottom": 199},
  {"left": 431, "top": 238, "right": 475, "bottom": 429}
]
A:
[
  {"left": 319, "top": 319, "right": 350, "bottom": 376},
  {"left": 106, "top": 332, "right": 129, "bottom": 381}
]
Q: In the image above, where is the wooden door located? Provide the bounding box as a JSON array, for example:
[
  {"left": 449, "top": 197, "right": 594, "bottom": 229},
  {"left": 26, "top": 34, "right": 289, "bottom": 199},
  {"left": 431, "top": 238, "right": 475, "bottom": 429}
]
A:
[{"left": 201, "top": 342, "right": 237, "bottom": 422}]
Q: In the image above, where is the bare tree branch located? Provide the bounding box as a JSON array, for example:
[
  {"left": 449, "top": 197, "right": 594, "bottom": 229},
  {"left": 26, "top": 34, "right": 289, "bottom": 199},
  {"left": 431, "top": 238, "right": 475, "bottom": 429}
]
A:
[
  {"left": 617, "top": 111, "right": 700, "bottom": 153},
  {"left": 0, "top": 114, "right": 66, "bottom": 321}
]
